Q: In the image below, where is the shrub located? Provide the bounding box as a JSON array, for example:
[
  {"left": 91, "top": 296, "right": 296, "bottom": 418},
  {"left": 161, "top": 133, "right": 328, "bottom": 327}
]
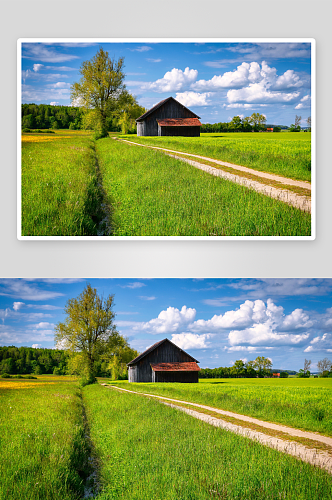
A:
[
  {"left": 280, "top": 372, "right": 289, "bottom": 378},
  {"left": 22, "top": 128, "right": 31, "bottom": 133},
  {"left": 1, "top": 373, "right": 11, "bottom": 378}
]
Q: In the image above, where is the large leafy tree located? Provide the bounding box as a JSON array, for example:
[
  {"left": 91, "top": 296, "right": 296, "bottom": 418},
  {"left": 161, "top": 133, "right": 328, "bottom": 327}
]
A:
[
  {"left": 70, "top": 47, "right": 127, "bottom": 138},
  {"left": 54, "top": 283, "right": 124, "bottom": 383}
]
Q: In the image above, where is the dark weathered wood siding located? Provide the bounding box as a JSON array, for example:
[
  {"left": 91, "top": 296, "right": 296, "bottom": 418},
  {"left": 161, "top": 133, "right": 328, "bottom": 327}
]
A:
[
  {"left": 154, "top": 371, "right": 199, "bottom": 383},
  {"left": 129, "top": 341, "right": 197, "bottom": 383},
  {"left": 137, "top": 99, "right": 200, "bottom": 137},
  {"left": 158, "top": 125, "right": 200, "bottom": 137}
]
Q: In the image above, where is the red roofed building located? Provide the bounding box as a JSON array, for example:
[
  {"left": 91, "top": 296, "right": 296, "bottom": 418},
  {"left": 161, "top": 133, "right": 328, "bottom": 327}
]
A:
[
  {"left": 136, "top": 97, "right": 201, "bottom": 137},
  {"left": 127, "top": 338, "right": 200, "bottom": 383}
]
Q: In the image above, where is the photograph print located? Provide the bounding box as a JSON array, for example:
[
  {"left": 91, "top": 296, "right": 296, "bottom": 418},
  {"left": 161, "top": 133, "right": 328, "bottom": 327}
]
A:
[{"left": 18, "top": 39, "right": 314, "bottom": 239}]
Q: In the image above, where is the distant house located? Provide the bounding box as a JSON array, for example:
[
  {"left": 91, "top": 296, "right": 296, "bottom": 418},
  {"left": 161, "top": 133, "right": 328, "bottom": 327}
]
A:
[
  {"left": 266, "top": 128, "right": 274, "bottom": 132},
  {"left": 136, "top": 97, "right": 202, "bottom": 137},
  {"left": 127, "top": 338, "right": 200, "bottom": 383},
  {"left": 272, "top": 373, "right": 280, "bottom": 378}
]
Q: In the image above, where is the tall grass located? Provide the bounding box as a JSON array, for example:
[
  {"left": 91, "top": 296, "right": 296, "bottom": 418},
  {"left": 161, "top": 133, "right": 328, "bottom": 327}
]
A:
[
  {"left": 96, "top": 138, "right": 311, "bottom": 236},
  {"left": 112, "top": 378, "right": 332, "bottom": 436},
  {"left": 121, "top": 132, "right": 311, "bottom": 182},
  {"left": 0, "top": 376, "right": 89, "bottom": 500},
  {"left": 84, "top": 384, "right": 332, "bottom": 500},
  {"left": 21, "top": 131, "right": 102, "bottom": 236}
]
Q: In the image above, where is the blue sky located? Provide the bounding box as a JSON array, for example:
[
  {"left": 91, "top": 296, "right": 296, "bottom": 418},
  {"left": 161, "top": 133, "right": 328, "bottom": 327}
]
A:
[
  {"left": 21, "top": 41, "right": 312, "bottom": 126},
  {"left": 1, "top": 278, "right": 331, "bottom": 372}
]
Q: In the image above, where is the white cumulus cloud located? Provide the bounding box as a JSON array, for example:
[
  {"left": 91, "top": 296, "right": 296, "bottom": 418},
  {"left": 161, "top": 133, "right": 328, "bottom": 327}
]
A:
[
  {"left": 135, "top": 306, "right": 196, "bottom": 334},
  {"left": 171, "top": 333, "right": 213, "bottom": 350},
  {"left": 144, "top": 67, "right": 198, "bottom": 93},
  {"left": 175, "top": 91, "right": 211, "bottom": 107},
  {"left": 13, "top": 302, "right": 25, "bottom": 311}
]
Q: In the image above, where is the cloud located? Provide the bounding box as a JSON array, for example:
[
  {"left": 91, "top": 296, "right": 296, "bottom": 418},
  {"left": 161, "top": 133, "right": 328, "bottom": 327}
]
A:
[
  {"left": 228, "top": 279, "right": 332, "bottom": 299},
  {"left": 175, "top": 91, "right": 212, "bottom": 107},
  {"left": 304, "top": 333, "right": 332, "bottom": 352},
  {"left": 120, "top": 282, "right": 146, "bottom": 289},
  {"left": 144, "top": 67, "right": 198, "bottom": 93},
  {"left": 139, "top": 296, "right": 156, "bottom": 301},
  {"left": 227, "top": 84, "right": 300, "bottom": 105},
  {"left": 0, "top": 308, "right": 11, "bottom": 323},
  {"left": 50, "top": 102, "right": 59, "bottom": 106},
  {"left": 171, "top": 333, "right": 213, "bottom": 350},
  {"left": 0, "top": 279, "right": 64, "bottom": 301},
  {"left": 31, "top": 322, "right": 55, "bottom": 330},
  {"left": 131, "top": 46, "right": 153, "bottom": 52},
  {"left": 53, "top": 82, "right": 71, "bottom": 88},
  {"left": 295, "top": 94, "right": 311, "bottom": 110},
  {"left": 22, "top": 43, "right": 79, "bottom": 63},
  {"left": 147, "top": 58, "right": 162, "bottom": 63},
  {"left": 190, "top": 299, "right": 279, "bottom": 333},
  {"left": 229, "top": 324, "right": 310, "bottom": 347},
  {"left": 135, "top": 306, "right": 196, "bottom": 334},
  {"left": 13, "top": 302, "right": 25, "bottom": 311},
  {"left": 33, "top": 64, "right": 44, "bottom": 72},
  {"left": 32, "top": 344, "right": 42, "bottom": 349}
]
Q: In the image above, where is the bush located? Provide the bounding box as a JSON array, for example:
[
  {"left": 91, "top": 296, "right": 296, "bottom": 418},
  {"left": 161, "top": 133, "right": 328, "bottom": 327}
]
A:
[
  {"left": 1, "top": 373, "right": 11, "bottom": 378},
  {"left": 22, "top": 127, "right": 31, "bottom": 133},
  {"left": 279, "top": 372, "right": 289, "bottom": 378},
  {"left": 79, "top": 374, "right": 97, "bottom": 388}
]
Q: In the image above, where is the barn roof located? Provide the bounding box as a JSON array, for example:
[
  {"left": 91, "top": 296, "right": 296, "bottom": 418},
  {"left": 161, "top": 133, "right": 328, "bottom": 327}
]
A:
[
  {"left": 135, "top": 97, "right": 200, "bottom": 122},
  {"left": 127, "top": 338, "right": 199, "bottom": 366},
  {"left": 157, "top": 118, "right": 202, "bottom": 127},
  {"left": 151, "top": 362, "right": 200, "bottom": 372}
]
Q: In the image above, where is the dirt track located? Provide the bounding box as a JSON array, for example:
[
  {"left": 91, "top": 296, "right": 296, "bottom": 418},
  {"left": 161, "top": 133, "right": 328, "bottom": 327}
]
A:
[{"left": 106, "top": 385, "right": 332, "bottom": 474}]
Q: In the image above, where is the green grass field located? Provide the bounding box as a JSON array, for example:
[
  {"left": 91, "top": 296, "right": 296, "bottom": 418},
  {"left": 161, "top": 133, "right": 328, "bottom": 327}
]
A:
[
  {"left": 21, "top": 130, "right": 312, "bottom": 237},
  {"left": 0, "top": 376, "right": 89, "bottom": 500},
  {"left": 21, "top": 131, "right": 103, "bottom": 236},
  {"left": 111, "top": 377, "right": 332, "bottom": 436},
  {"left": 121, "top": 132, "right": 312, "bottom": 182},
  {"left": 1, "top": 376, "right": 332, "bottom": 499},
  {"left": 96, "top": 137, "right": 311, "bottom": 236}
]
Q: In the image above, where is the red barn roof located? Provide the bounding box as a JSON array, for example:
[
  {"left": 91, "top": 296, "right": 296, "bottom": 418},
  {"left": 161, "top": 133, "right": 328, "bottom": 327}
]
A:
[
  {"left": 157, "top": 118, "right": 202, "bottom": 127},
  {"left": 151, "top": 362, "right": 200, "bottom": 372}
]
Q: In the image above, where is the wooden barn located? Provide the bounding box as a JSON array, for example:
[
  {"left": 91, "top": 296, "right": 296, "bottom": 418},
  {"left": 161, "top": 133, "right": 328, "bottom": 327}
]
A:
[
  {"left": 136, "top": 97, "right": 202, "bottom": 137},
  {"left": 127, "top": 338, "right": 200, "bottom": 383}
]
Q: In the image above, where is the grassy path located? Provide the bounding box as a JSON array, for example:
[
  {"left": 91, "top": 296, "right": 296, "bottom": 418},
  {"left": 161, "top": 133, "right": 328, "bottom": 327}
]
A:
[
  {"left": 120, "top": 132, "right": 311, "bottom": 182},
  {"left": 119, "top": 138, "right": 311, "bottom": 190}
]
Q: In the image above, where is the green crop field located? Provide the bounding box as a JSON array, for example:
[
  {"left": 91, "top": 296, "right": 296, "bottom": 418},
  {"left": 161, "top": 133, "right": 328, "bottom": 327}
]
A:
[
  {"left": 121, "top": 131, "right": 312, "bottom": 182},
  {"left": 21, "top": 130, "right": 311, "bottom": 237},
  {"left": 1, "top": 376, "right": 332, "bottom": 500}
]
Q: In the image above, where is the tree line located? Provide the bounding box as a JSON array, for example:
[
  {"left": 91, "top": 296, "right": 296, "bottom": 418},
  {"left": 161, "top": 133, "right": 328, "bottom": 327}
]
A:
[
  {"left": 0, "top": 345, "right": 69, "bottom": 376},
  {"left": 198, "top": 357, "right": 286, "bottom": 379}
]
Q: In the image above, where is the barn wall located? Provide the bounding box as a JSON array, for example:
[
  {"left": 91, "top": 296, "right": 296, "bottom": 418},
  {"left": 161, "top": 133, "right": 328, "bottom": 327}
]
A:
[
  {"left": 128, "top": 365, "right": 137, "bottom": 383},
  {"left": 154, "top": 371, "right": 198, "bottom": 383},
  {"left": 137, "top": 122, "right": 145, "bottom": 137},
  {"left": 137, "top": 99, "right": 199, "bottom": 137},
  {"left": 135, "top": 341, "right": 196, "bottom": 382},
  {"left": 159, "top": 126, "right": 200, "bottom": 137}
]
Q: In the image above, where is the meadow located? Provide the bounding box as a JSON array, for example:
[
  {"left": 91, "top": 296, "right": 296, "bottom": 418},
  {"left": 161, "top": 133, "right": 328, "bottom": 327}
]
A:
[
  {"left": 21, "top": 130, "right": 312, "bottom": 237},
  {"left": 111, "top": 377, "right": 332, "bottom": 436},
  {"left": 21, "top": 131, "right": 103, "bottom": 236},
  {"left": 121, "top": 132, "right": 312, "bottom": 182},
  {"left": 96, "top": 137, "right": 311, "bottom": 236},
  {"left": 1, "top": 375, "right": 332, "bottom": 500},
  {"left": 0, "top": 376, "right": 90, "bottom": 500}
]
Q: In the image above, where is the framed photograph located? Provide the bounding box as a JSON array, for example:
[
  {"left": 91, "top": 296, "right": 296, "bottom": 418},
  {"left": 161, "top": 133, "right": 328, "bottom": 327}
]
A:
[{"left": 18, "top": 38, "right": 315, "bottom": 240}]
